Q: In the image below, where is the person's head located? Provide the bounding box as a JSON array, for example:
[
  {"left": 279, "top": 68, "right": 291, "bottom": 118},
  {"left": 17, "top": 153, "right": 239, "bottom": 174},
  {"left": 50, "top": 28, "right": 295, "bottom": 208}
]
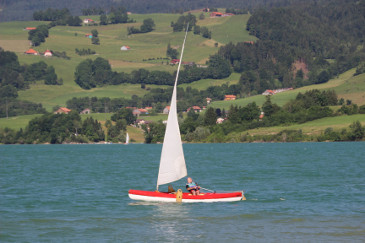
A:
[{"left": 187, "top": 177, "right": 192, "bottom": 183}]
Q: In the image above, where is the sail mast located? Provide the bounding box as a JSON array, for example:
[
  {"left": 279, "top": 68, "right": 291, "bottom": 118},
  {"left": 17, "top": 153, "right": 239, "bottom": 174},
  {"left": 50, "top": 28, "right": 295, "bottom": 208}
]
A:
[{"left": 156, "top": 24, "right": 189, "bottom": 191}]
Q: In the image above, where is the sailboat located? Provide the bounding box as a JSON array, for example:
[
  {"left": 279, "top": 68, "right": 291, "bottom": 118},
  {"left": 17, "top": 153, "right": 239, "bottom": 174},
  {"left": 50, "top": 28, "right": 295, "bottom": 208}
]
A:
[
  {"left": 125, "top": 132, "right": 129, "bottom": 145},
  {"left": 128, "top": 25, "right": 245, "bottom": 203}
]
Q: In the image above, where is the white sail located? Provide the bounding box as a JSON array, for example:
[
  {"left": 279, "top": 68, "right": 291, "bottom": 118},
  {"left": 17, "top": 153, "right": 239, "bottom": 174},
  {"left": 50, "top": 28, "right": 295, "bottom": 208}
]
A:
[
  {"left": 157, "top": 26, "right": 189, "bottom": 188},
  {"left": 126, "top": 132, "right": 129, "bottom": 144}
]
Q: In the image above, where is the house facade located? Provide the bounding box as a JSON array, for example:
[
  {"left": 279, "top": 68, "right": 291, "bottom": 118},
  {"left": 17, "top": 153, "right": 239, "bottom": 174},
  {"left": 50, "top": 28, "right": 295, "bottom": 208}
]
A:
[
  {"left": 54, "top": 107, "right": 71, "bottom": 114},
  {"left": 224, "top": 95, "right": 236, "bottom": 101},
  {"left": 121, "top": 46, "right": 130, "bottom": 51},
  {"left": 44, "top": 50, "right": 52, "bottom": 57},
  {"left": 83, "top": 18, "right": 94, "bottom": 24},
  {"left": 163, "top": 106, "right": 170, "bottom": 114}
]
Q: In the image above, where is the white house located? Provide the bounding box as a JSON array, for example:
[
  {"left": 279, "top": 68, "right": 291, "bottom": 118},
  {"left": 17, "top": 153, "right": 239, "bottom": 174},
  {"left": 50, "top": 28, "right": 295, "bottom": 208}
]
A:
[
  {"left": 216, "top": 117, "right": 225, "bottom": 124},
  {"left": 44, "top": 49, "right": 52, "bottom": 57},
  {"left": 83, "top": 18, "right": 94, "bottom": 24},
  {"left": 163, "top": 106, "right": 170, "bottom": 114},
  {"left": 121, "top": 46, "right": 131, "bottom": 51}
]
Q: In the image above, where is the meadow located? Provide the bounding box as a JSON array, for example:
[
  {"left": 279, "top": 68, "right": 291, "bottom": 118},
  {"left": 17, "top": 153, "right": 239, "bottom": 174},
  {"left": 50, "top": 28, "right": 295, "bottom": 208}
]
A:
[
  {"left": 0, "top": 13, "right": 254, "bottom": 111},
  {"left": 1, "top": 12, "right": 364, "bottom": 142},
  {"left": 210, "top": 69, "right": 365, "bottom": 109},
  {"left": 244, "top": 114, "right": 365, "bottom": 136}
]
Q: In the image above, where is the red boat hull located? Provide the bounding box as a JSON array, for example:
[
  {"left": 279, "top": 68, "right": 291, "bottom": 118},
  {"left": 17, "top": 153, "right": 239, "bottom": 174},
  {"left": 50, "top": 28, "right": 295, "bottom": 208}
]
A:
[{"left": 128, "top": 189, "right": 245, "bottom": 203}]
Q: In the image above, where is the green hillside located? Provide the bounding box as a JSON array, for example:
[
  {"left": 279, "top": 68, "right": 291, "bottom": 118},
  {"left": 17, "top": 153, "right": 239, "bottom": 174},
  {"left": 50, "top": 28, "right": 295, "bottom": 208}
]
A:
[
  {"left": 210, "top": 69, "right": 365, "bottom": 109},
  {"left": 0, "top": 13, "right": 254, "bottom": 111},
  {"left": 244, "top": 114, "right": 365, "bottom": 136}
]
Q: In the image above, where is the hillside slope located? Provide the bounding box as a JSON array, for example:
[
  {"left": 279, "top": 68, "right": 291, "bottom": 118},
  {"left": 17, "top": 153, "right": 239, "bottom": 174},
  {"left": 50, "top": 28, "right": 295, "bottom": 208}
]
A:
[
  {"left": 0, "top": 13, "right": 254, "bottom": 110},
  {"left": 210, "top": 70, "right": 365, "bottom": 109}
]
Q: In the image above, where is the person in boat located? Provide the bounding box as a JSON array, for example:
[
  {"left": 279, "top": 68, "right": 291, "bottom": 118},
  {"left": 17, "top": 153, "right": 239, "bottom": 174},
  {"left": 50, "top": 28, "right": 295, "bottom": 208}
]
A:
[{"left": 186, "top": 177, "right": 201, "bottom": 195}]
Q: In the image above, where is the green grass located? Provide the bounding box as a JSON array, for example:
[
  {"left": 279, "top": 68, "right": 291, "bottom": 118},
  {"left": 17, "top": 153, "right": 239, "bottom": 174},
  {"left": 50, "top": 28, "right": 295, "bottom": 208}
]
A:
[
  {"left": 208, "top": 14, "right": 257, "bottom": 44},
  {"left": 210, "top": 69, "right": 365, "bottom": 110},
  {"left": 179, "top": 72, "right": 240, "bottom": 90},
  {"left": 244, "top": 114, "right": 365, "bottom": 136},
  {"left": 0, "top": 114, "right": 42, "bottom": 130},
  {"left": 0, "top": 13, "right": 256, "bottom": 111},
  {"left": 139, "top": 114, "right": 168, "bottom": 122}
]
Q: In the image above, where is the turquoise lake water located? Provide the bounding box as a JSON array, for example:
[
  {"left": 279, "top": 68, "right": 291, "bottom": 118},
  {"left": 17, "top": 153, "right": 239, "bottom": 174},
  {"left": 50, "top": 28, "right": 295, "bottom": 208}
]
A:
[{"left": 1, "top": 143, "right": 364, "bottom": 242}]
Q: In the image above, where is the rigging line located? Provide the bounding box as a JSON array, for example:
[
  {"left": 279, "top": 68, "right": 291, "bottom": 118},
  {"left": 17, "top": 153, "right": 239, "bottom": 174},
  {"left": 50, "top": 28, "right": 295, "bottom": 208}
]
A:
[{"left": 173, "top": 22, "right": 189, "bottom": 88}]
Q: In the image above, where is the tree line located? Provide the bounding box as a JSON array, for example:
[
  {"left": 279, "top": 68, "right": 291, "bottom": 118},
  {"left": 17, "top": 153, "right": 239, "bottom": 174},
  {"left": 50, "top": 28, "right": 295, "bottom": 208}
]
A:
[
  {"left": 33, "top": 8, "right": 82, "bottom": 26},
  {"left": 171, "top": 13, "right": 211, "bottom": 39},
  {"left": 99, "top": 7, "right": 134, "bottom": 25},
  {"left": 0, "top": 48, "right": 60, "bottom": 117},
  {"left": 1, "top": 0, "right": 312, "bottom": 21},
  {"left": 0, "top": 111, "right": 105, "bottom": 144},
  {"left": 127, "top": 18, "right": 155, "bottom": 35},
  {"left": 74, "top": 55, "right": 231, "bottom": 89}
]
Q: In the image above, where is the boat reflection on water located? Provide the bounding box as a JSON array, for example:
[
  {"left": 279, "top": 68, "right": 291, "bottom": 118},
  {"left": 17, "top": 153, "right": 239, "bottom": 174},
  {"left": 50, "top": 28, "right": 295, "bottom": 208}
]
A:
[{"left": 150, "top": 203, "right": 196, "bottom": 241}]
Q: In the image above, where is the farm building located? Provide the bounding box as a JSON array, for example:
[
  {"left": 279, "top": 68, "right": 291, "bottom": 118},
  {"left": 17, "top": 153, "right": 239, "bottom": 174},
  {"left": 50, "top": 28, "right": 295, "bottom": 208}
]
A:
[
  {"left": 163, "top": 106, "right": 170, "bottom": 114},
  {"left": 224, "top": 95, "right": 237, "bottom": 101},
  {"left": 54, "top": 107, "right": 71, "bottom": 114},
  {"left": 187, "top": 106, "right": 202, "bottom": 113},
  {"left": 25, "top": 49, "right": 38, "bottom": 55},
  {"left": 43, "top": 50, "right": 52, "bottom": 57},
  {"left": 25, "top": 27, "right": 36, "bottom": 30},
  {"left": 170, "top": 59, "right": 180, "bottom": 65},
  {"left": 210, "top": 12, "right": 223, "bottom": 17},
  {"left": 121, "top": 46, "right": 131, "bottom": 51},
  {"left": 83, "top": 18, "right": 94, "bottom": 24}
]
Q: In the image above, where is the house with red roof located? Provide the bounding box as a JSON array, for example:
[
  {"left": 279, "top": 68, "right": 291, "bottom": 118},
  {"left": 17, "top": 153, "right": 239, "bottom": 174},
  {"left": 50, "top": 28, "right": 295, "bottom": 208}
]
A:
[
  {"left": 121, "top": 46, "right": 131, "bottom": 51},
  {"left": 262, "top": 90, "right": 275, "bottom": 95},
  {"left": 187, "top": 106, "right": 202, "bottom": 113},
  {"left": 25, "top": 27, "right": 36, "bottom": 30},
  {"left": 170, "top": 59, "right": 180, "bottom": 65},
  {"left": 54, "top": 107, "right": 71, "bottom": 114},
  {"left": 83, "top": 18, "right": 94, "bottom": 24},
  {"left": 210, "top": 12, "right": 223, "bottom": 17},
  {"left": 25, "top": 49, "right": 38, "bottom": 55},
  {"left": 163, "top": 106, "right": 170, "bottom": 114},
  {"left": 224, "top": 95, "right": 237, "bottom": 101},
  {"left": 138, "top": 108, "right": 148, "bottom": 114}
]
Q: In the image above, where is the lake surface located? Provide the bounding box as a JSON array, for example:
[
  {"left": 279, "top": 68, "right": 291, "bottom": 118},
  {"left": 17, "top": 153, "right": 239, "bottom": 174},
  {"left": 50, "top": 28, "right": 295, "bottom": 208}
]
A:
[{"left": 1, "top": 143, "right": 364, "bottom": 242}]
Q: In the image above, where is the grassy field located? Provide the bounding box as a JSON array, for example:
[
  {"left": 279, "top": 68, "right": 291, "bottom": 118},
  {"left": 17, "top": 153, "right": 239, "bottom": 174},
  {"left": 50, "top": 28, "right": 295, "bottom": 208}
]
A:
[
  {"left": 126, "top": 126, "right": 145, "bottom": 143},
  {"left": 244, "top": 114, "right": 365, "bottom": 136},
  {"left": 0, "top": 12, "right": 255, "bottom": 111},
  {"left": 179, "top": 72, "right": 240, "bottom": 90},
  {"left": 210, "top": 69, "right": 365, "bottom": 109},
  {"left": 0, "top": 114, "right": 42, "bottom": 130}
]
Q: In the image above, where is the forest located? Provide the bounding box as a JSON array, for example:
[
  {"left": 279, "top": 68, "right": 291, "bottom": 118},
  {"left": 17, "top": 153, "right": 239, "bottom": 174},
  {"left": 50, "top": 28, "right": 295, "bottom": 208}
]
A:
[{"left": 217, "top": 0, "right": 365, "bottom": 95}]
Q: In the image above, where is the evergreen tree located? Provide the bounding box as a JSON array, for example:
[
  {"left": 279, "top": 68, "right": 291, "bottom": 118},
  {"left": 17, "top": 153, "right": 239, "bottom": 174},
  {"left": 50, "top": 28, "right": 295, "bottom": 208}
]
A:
[{"left": 204, "top": 107, "right": 217, "bottom": 126}]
